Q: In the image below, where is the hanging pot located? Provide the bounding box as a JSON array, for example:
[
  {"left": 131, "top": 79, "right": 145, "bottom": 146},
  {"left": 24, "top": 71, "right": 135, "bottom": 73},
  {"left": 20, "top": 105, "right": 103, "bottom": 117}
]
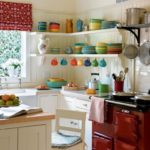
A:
[{"left": 139, "top": 41, "right": 150, "bottom": 65}]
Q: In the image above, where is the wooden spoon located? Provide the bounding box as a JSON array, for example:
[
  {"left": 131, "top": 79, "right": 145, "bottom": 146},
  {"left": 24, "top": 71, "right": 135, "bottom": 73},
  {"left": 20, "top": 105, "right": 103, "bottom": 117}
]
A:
[{"left": 123, "top": 67, "right": 128, "bottom": 80}]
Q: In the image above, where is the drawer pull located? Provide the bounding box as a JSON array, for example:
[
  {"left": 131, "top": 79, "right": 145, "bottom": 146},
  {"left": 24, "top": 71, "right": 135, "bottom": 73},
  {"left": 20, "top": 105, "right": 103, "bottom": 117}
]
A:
[
  {"left": 70, "top": 121, "right": 78, "bottom": 125},
  {"left": 83, "top": 104, "right": 88, "bottom": 107}
]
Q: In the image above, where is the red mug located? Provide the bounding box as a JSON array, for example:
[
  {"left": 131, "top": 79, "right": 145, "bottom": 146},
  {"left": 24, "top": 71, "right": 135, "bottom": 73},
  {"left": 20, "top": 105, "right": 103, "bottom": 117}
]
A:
[
  {"left": 51, "top": 58, "right": 58, "bottom": 66},
  {"left": 114, "top": 81, "right": 124, "bottom": 92}
]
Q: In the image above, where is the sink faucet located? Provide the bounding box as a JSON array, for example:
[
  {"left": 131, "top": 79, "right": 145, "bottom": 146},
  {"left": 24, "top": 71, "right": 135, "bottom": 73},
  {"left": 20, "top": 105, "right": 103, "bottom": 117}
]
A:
[
  {"left": 18, "top": 78, "right": 22, "bottom": 88},
  {"left": 4, "top": 78, "right": 8, "bottom": 89},
  {"left": 0, "top": 78, "right": 2, "bottom": 89}
]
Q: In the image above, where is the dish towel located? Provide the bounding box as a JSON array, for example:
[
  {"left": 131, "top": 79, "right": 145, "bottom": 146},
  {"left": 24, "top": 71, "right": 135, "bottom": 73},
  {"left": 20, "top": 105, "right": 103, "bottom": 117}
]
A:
[{"left": 89, "top": 96, "right": 104, "bottom": 123}]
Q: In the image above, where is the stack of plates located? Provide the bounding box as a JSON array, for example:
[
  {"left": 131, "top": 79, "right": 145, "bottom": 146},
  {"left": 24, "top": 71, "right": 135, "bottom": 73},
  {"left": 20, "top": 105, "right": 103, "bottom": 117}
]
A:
[
  {"left": 95, "top": 42, "right": 107, "bottom": 54},
  {"left": 107, "top": 43, "right": 122, "bottom": 54},
  {"left": 89, "top": 19, "right": 103, "bottom": 30},
  {"left": 82, "top": 46, "right": 96, "bottom": 54},
  {"left": 73, "top": 43, "right": 86, "bottom": 54},
  {"left": 50, "top": 48, "right": 60, "bottom": 54},
  {"left": 49, "top": 22, "right": 60, "bottom": 32},
  {"left": 101, "top": 21, "right": 118, "bottom": 29}
]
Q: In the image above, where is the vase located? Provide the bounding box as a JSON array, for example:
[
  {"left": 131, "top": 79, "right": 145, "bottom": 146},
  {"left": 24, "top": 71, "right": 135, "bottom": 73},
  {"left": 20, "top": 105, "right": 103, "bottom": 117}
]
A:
[{"left": 38, "top": 35, "right": 49, "bottom": 54}]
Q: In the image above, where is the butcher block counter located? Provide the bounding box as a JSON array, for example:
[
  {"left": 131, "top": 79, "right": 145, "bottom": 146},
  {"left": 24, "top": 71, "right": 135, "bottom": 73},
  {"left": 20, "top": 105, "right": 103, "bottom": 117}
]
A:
[{"left": 0, "top": 112, "right": 55, "bottom": 150}]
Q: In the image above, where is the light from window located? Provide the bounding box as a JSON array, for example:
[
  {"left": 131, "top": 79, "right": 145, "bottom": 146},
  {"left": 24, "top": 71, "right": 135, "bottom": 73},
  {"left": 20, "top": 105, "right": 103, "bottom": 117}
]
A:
[{"left": 0, "top": 30, "right": 23, "bottom": 78}]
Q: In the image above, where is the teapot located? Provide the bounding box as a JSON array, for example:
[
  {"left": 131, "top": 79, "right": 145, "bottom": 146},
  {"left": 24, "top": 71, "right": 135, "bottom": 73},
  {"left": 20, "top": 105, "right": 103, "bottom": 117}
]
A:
[{"left": 38, "top": 35, "right": 49, "bottom": 54}]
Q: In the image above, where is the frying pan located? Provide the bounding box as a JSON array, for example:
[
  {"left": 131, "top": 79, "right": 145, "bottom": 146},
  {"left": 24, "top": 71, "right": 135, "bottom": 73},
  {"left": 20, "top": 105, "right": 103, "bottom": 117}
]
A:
[{"left": 123, "top": 32, "right": 139, "bottom": 59}]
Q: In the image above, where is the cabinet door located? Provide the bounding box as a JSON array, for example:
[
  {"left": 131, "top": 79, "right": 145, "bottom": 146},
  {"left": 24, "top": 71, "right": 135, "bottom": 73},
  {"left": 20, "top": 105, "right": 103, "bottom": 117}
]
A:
[
  {"left": 38, "top": 94, "right": 58, "bottom": 114},
  {"left": 115, "top": 139, "right": 137, "bottom": 150},
  {"left": 0, "top": 129, "right": 17, "bottom": 150},
  {"left": 115, "top": 111, "right": 138, "bottom": 145},
  {"left": 19, "top": 95, "right": 37, "bottom": 107},
  {"left": 93, "top": 135, "right": 113, "bottom": 150},
  {"left": 18, "top": 125, "right": 47, "bottom": 150}
]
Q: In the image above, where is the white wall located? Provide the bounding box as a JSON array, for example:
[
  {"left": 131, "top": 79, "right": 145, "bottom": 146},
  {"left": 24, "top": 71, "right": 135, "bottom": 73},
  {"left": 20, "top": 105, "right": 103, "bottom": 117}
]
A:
[
  {"left": 2, "top": 0, "right": 149, "bottom": 92},
  {"left": 75, "top": 0, "right": 115, "bottom": 13},
  {"left": 1, "top": 0, "right": 76, "bottom": 14},
  {"left": 74, "top": 0, "right": 150, "bottom": 92}
]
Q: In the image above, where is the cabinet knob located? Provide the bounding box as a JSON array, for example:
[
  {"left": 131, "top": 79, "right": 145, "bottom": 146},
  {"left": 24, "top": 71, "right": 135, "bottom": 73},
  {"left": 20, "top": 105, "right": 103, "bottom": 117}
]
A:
[{"left": 83, "top": 104, "right": 87, "bottom": 107}]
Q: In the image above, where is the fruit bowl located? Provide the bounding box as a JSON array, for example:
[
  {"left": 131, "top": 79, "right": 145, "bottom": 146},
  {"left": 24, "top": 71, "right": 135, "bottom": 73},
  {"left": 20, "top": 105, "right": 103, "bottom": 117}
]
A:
[
  {"left": 0, "top": 94, "right": 20, "bottom": 107},
  {"left": 47, "top": 80, "right": 67, "bottom": 88}
]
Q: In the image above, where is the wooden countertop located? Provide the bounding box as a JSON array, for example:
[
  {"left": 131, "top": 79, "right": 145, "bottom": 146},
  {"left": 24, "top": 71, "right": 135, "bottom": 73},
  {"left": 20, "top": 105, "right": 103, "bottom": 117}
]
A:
[{"left": 0, "top": 112, "right": 55, "bottom": 125}]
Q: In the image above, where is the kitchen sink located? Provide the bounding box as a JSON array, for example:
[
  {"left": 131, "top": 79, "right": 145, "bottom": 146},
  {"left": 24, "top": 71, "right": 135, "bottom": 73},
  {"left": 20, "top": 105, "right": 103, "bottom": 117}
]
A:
[{"left": 0, "top": 88, "right": 37, "bottom": 95}]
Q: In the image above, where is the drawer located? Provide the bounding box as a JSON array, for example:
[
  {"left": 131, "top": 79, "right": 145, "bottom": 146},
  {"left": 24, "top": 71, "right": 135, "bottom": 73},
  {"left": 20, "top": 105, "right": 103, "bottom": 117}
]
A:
[
  {"left": 92, "top": 134, "right": 113, "bottom": 150},
  {"left": 74, "top": 99, "right": 91, "bottom": 112},
  {"left": 59, "top": 118, "right": 80, "bottom": 129}
]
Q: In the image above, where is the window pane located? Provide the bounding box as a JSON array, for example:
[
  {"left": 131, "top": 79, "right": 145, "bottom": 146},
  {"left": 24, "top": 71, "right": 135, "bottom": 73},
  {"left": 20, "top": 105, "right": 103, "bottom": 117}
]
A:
[{"left": 0, "top": 30, "right": 22, "bottom": 77}]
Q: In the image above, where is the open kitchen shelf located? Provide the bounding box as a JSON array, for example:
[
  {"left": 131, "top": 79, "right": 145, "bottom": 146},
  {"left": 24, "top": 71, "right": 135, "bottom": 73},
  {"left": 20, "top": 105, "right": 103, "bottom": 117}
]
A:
[
  {"left": 117, "top": 23, "right": 150, "bottom": 45},
  {"left": 30, "top": 53, "right": 119, "bottom": 58},
  {"left": 30, "top": 28, "right": 118, "bottom": 36}
]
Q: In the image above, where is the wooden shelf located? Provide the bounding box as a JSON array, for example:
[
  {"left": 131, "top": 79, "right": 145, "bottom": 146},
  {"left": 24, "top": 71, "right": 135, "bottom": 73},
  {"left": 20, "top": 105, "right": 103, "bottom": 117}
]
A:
[
  {"left": 30, "top": 28, "right": 118, "bottom": 36},
  {"left": 30, "top": 53, "right": 119, "bottom": 58}
]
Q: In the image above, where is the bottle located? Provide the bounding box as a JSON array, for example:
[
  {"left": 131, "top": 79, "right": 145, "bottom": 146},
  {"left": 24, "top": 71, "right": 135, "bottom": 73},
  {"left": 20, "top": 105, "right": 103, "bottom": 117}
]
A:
[
  {"left": 76, "top": 19, "right": 83, "bottom": 32},
  {"left": 66, "top": 19, "right": 73, "bottom": 33}
]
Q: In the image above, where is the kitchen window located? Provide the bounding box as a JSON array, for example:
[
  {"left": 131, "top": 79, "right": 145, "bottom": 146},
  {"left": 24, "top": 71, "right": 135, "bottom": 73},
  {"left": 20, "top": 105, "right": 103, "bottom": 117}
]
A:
[{"left": 0, "top": 30, "right": 29, "bottom": 80}]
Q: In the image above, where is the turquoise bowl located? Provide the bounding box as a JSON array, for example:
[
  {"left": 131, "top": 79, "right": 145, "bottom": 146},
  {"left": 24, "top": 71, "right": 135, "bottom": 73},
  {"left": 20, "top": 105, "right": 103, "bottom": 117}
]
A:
[
  {"left": 82, "top": 46, "right": 96, "bottom": 54},
  {"left": 47, "top": 80, "right": 67, "bottom": 88}
]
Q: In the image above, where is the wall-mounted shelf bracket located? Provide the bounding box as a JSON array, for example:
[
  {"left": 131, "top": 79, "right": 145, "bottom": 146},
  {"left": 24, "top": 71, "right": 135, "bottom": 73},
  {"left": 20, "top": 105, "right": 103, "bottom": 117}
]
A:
[
  {"left": 117, "top": 26, "right": 140, "bottom": 46},
  {"left": 117, "top": 23, "right": 150, "bottom": 46}
]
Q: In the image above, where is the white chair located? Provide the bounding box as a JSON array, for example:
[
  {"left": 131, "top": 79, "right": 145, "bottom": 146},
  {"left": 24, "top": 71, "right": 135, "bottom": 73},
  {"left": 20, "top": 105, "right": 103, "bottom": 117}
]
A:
[{"left": 51, "top": 109, "right": 86, "bottom": 150}]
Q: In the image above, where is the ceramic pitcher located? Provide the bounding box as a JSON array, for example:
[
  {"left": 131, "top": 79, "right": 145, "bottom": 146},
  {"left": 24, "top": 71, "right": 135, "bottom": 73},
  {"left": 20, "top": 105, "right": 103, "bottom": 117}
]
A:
[{"left": 38, "top": 35, "right": 49, "bottom": 54}]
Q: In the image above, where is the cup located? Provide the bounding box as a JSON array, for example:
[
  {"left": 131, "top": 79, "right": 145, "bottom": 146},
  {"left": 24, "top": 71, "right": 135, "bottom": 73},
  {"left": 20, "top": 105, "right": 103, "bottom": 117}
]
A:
[
  {"left": 60, "top": 58, "right": 67, "bottom": 66},
  {"left": 98, "top": 83, "right": 109, "bottom": 94},
  {"left": 114, "top": 80, "right": 124, "bottom": 92},
  {"left": 70, "top": 58, "right": 77, "bottom": 66},
  {"left": 51, "top": 58, "right": 58, "bottom": 66},
  {"left": 92, "top": 58, "right": 98, "bottom": 67}
]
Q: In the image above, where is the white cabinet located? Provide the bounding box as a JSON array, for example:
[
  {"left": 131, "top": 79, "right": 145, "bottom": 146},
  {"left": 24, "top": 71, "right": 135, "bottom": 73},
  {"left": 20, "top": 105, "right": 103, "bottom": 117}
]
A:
[
  {"left": 37, "top": 94, "right": 58, "bottom": 131},
  {"left": 37, "top": 94, "right": 58, "bottom": 114},
  {"left": 0, "top": 129, "right": 17, "bottom": 150},
  {"left": 61, "top": 95, "right": 92, "bottom": 150},
  {"left": 0, "top": 119, "right": 51, "bottom": 150},
  {"left": 19, "top": 96, "right": 37, "bottom": 107},
  {"left": 18, "top": 125, "right": 46, "bottom": 150}
]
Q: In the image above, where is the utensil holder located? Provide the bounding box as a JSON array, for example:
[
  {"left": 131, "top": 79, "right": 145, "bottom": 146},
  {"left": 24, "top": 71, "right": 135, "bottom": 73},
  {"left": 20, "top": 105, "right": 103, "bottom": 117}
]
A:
[{"left": 114, "top": 81, "right": 124, "bottom": 92}]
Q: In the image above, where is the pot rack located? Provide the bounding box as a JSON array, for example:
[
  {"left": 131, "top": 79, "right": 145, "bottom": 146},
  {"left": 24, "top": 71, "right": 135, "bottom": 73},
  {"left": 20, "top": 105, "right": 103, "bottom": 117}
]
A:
[{"left": 117, "top": 23, "right": 150, "bottom": 46}]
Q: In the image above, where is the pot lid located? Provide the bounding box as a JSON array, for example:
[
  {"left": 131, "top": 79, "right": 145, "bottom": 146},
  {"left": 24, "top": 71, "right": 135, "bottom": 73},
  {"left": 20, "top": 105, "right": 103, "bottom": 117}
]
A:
[
  {"left": 112, "top": 92, "right": 135, "bottom": 96},
  {"left": 139, "top": 41, "right": 150, "bottom": 65},
  {"left": 135, "top": 95, "right": 150, "bottom": 100}
]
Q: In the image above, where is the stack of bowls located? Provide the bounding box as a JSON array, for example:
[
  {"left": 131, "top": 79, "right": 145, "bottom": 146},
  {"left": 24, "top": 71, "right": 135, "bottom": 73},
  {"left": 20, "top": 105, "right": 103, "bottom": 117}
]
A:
[
  {"left": 107, "top": 43, "right": 122, "bottom": 54},
  {"left": 95, "top": 42, "right": 107, "bottom": 54},
  {"left": 89, "top": 19, "right": 103, "bottom": 30},
  {"left": 50, "top": 48, "right": 60, "bottom": 54},
  {"left": 49, "top": 22, "right": 60, "bottom": 32},
  {"left": 73, "top": 43, "right": 86, "bottom": 54},
  {"left": 81, "top": 45, "right": 96, "bottom": 54},
  {"left": 101, "top": 21, "right": 118, "bottom": 29},
  {"left": 38, "top": 22, "right": 47, "bottom": 32}
]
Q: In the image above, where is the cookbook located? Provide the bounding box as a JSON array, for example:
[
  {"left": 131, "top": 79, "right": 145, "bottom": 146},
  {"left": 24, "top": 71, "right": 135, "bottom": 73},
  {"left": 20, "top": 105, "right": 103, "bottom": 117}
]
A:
[{"left": 0, "top": 104, "right": 43, "bottom": 119}]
